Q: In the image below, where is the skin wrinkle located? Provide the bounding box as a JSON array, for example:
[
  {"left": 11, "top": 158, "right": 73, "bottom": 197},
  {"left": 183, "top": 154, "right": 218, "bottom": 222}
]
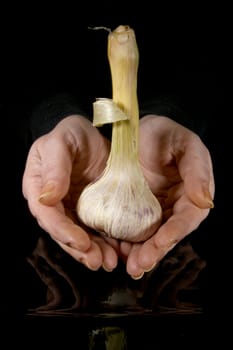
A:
[
  {"left": 71, "top": 135, "right": 109, "bottom": 186},
  {"left": 38, "top": 136, "right": 72, "bottom": 184},
  {"left": 170, "top": 124, "right": 187, "bottom": 163},
  {"left": 162, "top": 182, "right": 184, "bottom": 209},
  {"left": 139, "top": 117, "right": 182, "bottom": 195},
  {"left": 63, "top": 126, "right": 79, "bottom": 162},
  {"left": 162, "top": 208, "right": 173, "bottom": 222},
  {"left": 22, "top": 151, "right": 42, "bottom": 199}
]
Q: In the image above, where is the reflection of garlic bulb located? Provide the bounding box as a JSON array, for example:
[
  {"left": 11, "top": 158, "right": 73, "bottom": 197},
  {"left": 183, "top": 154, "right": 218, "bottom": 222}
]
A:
[{"left": 76, "top": 25, "right": 162, "bottom": 242}]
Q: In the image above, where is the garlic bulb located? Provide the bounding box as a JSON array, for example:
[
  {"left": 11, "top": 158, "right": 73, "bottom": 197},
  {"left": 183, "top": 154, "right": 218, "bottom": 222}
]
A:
[{"left": 76, "top": 25, "right": 162, "bottom": 242}]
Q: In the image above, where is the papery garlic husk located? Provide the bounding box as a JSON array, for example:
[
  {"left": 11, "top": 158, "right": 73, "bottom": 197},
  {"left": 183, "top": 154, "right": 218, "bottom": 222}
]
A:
[
  {"left": 77, "top": 155, "right": 162, "bottom": 242},
  {"left": 76, "top": 25, "right": 162, "bottom": 242}
]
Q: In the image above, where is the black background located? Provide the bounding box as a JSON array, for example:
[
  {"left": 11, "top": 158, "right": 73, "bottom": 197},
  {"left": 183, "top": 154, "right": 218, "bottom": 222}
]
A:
[{"left": 0, "top": 2, "right": 229, "bottom": 347}]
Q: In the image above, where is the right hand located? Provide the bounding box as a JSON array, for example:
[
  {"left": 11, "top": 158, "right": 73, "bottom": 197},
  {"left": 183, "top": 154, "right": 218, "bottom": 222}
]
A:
[{"left": 22, "top": 115, "right": 120, "bottom": 272}]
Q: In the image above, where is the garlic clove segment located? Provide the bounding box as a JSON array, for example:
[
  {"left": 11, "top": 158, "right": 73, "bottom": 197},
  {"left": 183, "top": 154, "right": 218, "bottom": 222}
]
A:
[
  {"left": 77, "top": 156, "right": 162, "bottom": 242},
  {"left": 76, "top": 25, "right": 162, "bottom": 242}
]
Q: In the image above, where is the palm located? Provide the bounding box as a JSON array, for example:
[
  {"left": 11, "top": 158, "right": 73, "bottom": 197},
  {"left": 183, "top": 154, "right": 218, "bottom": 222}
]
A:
[{"left": 139, "top": 116, "right": 183, "bottom": 222}]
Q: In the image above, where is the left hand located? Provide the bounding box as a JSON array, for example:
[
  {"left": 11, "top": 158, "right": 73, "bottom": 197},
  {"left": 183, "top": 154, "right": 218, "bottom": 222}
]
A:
[{"left": 120, "top": 115, "right": 215, "bottom": 279}]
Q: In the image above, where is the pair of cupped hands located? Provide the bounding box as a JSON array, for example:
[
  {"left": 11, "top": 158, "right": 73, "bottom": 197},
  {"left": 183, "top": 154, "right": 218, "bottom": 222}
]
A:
[{"left": 22, "top": 114, "right": 214, "bottom": 279}]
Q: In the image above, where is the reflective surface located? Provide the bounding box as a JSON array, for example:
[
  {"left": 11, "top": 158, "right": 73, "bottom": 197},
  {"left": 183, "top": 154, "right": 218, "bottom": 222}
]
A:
[
  {"left": 25, "top": 235, "right": 206, "bottom": 315},
  {"left": 1, "top": 217, "right": 213, "bottom": 348}
]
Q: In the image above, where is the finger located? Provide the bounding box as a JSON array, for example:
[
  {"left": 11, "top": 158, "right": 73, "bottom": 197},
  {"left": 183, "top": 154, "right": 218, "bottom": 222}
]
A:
[
  {"left": 23, "top": 134, "right": 74, "bottom": 205},
  {"left": 104, "top": 237, "right": 121, "bottom": 252},
  {"left": 125, "top": 243, "right": 145, "bottom": 280},
  {"left": 28, "top": 200, "right": 91, "bottom": 252},
  {"left": 92, "top": 235, "right": 119, "bottom": 272},
  {"left": 138, "top": 195, "right": 210, "bottom": 270},
  {"left": 174, "top": 130, "right": 215, "bottom": 209},
  {"left": 120, "top": 241, "right": 133, "bottom": 258},
  {"left": 56, "top": 240, "right": 103, "bottom": 271}
]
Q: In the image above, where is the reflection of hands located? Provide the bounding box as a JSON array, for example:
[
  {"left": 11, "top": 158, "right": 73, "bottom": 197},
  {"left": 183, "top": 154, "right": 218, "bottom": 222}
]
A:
[
  {"left": 23, "top": 115, "right": 120, "bottom": 272},
  {"left": 120, "top": 116, "right": 214, "bottom": 279},
  {"left": 141, "top": 242, "right": 207, "bottom": 310},
  {"left": 27, "top": 236, "right": 206, "bottom": 312}
]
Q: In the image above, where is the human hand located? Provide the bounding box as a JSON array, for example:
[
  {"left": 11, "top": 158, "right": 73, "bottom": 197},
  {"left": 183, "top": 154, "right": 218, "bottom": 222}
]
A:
[
  {"left": 120, "top": 115, "right": 215, "bottom": 279},
  {"left": 22, "top": 115, "right": 120, "bottom": 272}
]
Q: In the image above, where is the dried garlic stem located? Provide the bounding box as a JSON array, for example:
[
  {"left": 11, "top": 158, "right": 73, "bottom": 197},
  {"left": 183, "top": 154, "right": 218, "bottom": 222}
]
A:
[{"left": 76, "top": 25, "right": 162, "bottom": 242}]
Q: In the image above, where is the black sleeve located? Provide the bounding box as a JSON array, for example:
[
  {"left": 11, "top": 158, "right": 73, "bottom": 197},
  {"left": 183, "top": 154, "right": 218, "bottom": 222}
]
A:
[
  {"left": 30, "top": 93, "right": 90, "bottom": 141},
  {"left": 139, "top": 94, "right": 208, "bottom": 137},
  {"left": 29, "top": 90, "right": 212, "bottom": 144}
]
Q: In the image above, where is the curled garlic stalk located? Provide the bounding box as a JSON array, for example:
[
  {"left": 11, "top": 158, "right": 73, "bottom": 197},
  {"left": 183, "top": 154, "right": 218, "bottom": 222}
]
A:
[{"left": 76, "top": 25, "right": 162, "bottom": 242}]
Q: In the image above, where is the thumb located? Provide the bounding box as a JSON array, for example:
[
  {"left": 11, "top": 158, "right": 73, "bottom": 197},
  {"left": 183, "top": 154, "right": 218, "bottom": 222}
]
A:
[{"left": 38, "top": 139, "right": 73, "bottom": 206}]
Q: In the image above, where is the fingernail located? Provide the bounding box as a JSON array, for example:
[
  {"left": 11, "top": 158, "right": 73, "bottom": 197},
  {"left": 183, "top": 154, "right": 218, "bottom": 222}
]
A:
[
  {"left": 39, "top": 191, "right": 54, "bottom": 203},
  {"left": 102, "top": 264, "right": 114, "bottom": 272},
  {"left": 144, "top": 262, "right": 157, "bottom": 273},
  {"left": 39, "top": 183, "right": 55, "bottom": 203},
  {"left": 131, "top": 272, "right": 144, "bottom": 280},
  {"left": 167, "top": 238, "right": 178, "bottom": 249},
  {"left": 203, "top": 188, "right": 214, "bottom": 208},
  {"left": 207, "top": 199, "right": 214, "bottom": 209},
  {"left": 85, "top": 261, "right": 100, "bottom": 271}
]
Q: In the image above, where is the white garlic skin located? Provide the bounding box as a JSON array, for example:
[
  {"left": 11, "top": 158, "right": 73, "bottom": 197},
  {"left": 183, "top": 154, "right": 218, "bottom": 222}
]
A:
[{"left": 76, "top": 167, "right": 162, "bottom": 242}]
